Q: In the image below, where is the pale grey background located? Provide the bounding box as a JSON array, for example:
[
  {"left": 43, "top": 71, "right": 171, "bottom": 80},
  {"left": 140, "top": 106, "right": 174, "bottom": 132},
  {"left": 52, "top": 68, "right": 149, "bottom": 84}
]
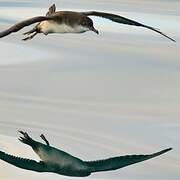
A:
[{"left": 0, "top": 0, "right": 179, "bottom": 179}]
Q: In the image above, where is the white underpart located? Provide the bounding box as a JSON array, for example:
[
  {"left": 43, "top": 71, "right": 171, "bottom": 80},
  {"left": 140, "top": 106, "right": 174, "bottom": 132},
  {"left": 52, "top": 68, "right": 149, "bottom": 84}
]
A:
[
  {"left": 40, "top": 21, "right": 90, "bottom": 34},
  {"left": 36, "top": 147, "right": 61, "bottom": 163},
  {"left": 36, "top": 147, "right": 50, "bottom": 162},
  {"left": 36, "top": 147, "right": 68, "bottom": 163},
  {"left": 36, "top": 147, "right": 82, "bottom": 167}
]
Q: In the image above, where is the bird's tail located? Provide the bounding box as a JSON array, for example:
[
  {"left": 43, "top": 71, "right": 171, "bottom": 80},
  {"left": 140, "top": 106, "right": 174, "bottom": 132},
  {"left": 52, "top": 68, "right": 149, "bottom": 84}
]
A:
[{"left": 85, "top": 148, "right": 172, "bottom": 173}]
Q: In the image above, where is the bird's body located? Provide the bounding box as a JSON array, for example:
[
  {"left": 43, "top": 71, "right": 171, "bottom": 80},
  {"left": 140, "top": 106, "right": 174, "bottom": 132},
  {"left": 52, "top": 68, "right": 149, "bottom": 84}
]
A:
[
  {"left": 38, "top": 11, "right": 90, "bottom": 35},
  {"left": 0, "top": 4, "right": 175, "bottom": 42},
  {"left": 33, "top": 142, "right": 90, "bottom": 177},
  {"left": 0, "top": 131, "right": 172, "bottom": 177},
  {"left": 39, "top": 20, "right": 88, "bottom": 34}
]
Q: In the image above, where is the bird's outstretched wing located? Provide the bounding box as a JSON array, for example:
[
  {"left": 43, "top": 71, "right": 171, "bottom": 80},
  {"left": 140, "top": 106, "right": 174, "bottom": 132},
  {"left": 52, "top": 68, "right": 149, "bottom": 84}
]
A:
[
  {"left": 82, "top": 11, "right": 175, "bottom": 42},
  {"left": 0, "top": 150, "right": 47, "bottom": 172},
  {"left": 85, "top": 148, "right": 172, "bottom": 173},
  {"left": 0, "top": 16, "right": 53, "bottom": 38}
]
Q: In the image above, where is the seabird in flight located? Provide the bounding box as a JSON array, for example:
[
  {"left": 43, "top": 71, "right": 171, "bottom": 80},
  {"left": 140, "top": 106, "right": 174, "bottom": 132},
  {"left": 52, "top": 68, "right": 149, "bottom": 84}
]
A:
[
  {"left": 0, "top": 131, "right": 172, "bottom": 177},
  {"left": 0, "top": 4, "right": 176, "bottom": 42}
]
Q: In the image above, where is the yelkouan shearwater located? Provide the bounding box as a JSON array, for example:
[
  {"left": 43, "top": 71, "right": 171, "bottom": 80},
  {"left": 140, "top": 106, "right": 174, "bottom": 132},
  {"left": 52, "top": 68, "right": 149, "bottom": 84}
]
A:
[
  {"left": 0, "top": 4, "right": 175, "bottom": 41},
  {"left": 0, "top": 131, "right": 172, "bottom": 177}
]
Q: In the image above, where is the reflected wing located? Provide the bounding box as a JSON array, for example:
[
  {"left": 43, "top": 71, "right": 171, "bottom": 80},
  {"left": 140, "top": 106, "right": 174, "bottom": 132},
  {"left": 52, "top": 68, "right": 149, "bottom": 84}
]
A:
[
  {"left": 0, "top": 150, "right": 48, "bottom": 172},
  {"left": 82, "top": 11, "right": 175, "bottom": 42},
  {"left": 0, "top": 16, "right": 53, "bottom": 38},
  {"left": 85, "top": 148, "right": 172, "bottom": 172}
]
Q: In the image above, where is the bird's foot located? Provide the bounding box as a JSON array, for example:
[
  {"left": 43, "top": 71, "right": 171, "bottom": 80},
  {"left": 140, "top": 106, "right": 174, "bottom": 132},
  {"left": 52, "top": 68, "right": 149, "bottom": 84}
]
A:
[
  {"left": 22, "top": 35, "right": 34, "bottom": 41},
  {"left": 18, "top": 131, "right": 35, "bottom": 147},
  {"left": 23, "top": 32, "right": 31, "bottom": 35},
  {"left": 40, "top": 134, "right": 50, "bottom": 146},
  {"left": 22, "top": 32, "right": 38, "bottom": 41},
  {"left": 19, "top": 130, "right": 29, "bottom": 138}
]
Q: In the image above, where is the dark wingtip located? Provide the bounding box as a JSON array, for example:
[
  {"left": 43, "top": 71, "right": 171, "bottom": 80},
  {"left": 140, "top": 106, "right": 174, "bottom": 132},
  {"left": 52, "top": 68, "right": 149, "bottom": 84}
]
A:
[
  {"left": 167, "top": 37, "right": 176, "bottom": 42},
  {"left": 155, "top": 147, "right": 173, "bottom": 156},
  {"left": 144, "top": 25, "right": 176, "bottom": 43},
  {"left": 164, "top": 147, "right": 173, "bottom": 152},
  {"left": 161, "top": 35, "right": 176, "bottom": 43},
  {"left": 160, "top": 32, "right": 176, "bottom": 43}
]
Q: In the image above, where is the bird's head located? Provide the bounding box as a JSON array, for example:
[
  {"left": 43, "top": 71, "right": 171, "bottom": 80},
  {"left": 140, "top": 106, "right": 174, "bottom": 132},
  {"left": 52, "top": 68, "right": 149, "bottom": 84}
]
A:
[{"left": 81, "top": 17, "right": 99, "bottom": 34}]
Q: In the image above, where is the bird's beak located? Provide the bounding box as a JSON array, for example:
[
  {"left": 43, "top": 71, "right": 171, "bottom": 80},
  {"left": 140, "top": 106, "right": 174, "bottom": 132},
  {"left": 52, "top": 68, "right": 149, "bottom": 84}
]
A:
[{"left": 90, "top": 27, "right": 99, "bottom": 34}]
